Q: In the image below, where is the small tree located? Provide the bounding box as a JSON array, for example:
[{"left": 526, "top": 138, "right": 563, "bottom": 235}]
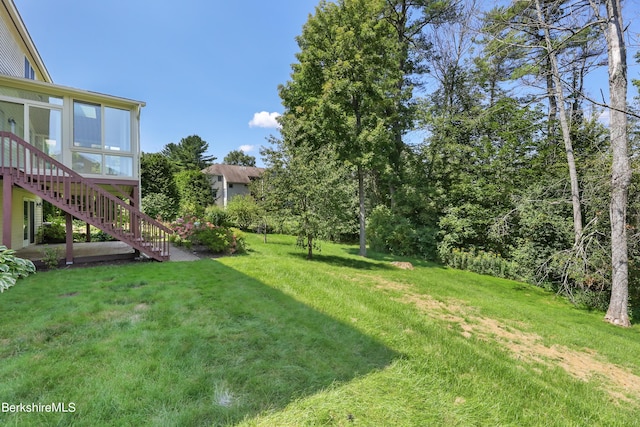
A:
[
  {"left": 261, "top": 139, "right": 357, "bottom": 260},
  {"left": 226, "top": 194, "right": 261, "bottom": 231}
]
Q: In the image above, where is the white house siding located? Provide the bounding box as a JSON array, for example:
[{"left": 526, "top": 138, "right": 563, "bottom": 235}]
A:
[
  {"left": 0, "top": 185, "right": 41, "bottom": 249},
  {"left": 202, "top": 165, "right": 264, "bottom": 208},
  {"left": 209, "top": 174, "right": 224, "bottom": 207},
  {"left": 226, "top": 183, "right": 248, "bottom": 204},
  {"left": 0, "top": 7, "right": 25, "bottom": 78}
]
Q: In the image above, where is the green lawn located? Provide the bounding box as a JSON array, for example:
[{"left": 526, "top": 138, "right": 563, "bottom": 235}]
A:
[{"left": 1, "top": 233, "right": 639, "bottom": 426}]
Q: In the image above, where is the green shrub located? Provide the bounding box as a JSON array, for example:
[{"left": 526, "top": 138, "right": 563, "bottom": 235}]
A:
[
  {"left": 204, "top": 205, "right": 232, "bottom": 227},
  {"left": 193, "top": 227, "right": 233, "bottom": 253},
  {"left": 37, "top": 217, "right": 66, "bottom": 244},
  {"left": 226, "top": 195, "right": 261, "bottom": 230},
  {"left": 91, "top": 230, "right": 116, "bottom": 242},
  {"left": 440, "top": 247, "right": 520, "bottom": 281},
  {"left": 0, "top": 245, "right": 36, "bottom": 292},
  {"left": 169, "top": 217, "right": 246, "bottom": 254},
  {"left": 367, "top": 205, "right": 438, "bottom": 260},
  {"left": 141, "top": 193, "right": 179, "bottom": 221},
  {"left": 41, "top": 246, "right": 61, "bottom": 270},
  {"left": 175, "top": 170, "right": 215, "bottom": 217},
  {"left": 230, "top": 228, "right": 247, "bottom": 254}
]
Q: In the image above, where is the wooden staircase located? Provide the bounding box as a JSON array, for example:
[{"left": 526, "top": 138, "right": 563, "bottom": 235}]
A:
[{"left": 0, "top": 132, "right": 170, "bottom": 261}]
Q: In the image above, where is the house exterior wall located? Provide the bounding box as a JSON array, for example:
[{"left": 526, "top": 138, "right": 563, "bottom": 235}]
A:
[
  {"left": 0, "top": 184, "right": 41, "bottom": 248},
  {"left": 209, "top": 174, "right": 224, "bottom": 207},
  {"left": 0, "top": 77, "right": 143, "bottom": 181},
  {"left": 0, "top": 2, "right": 47, "bottom": 81},
  {"left": 208, "top": 174, "right": 252, "bottom": 208},
  {"left": 226, "top": 182, "right": 250, "bottom": 204},
  {"left": 203, "top": 165, "right": 264, "bottom": 208},
  {"left": 0, "top": 11, "right": 23, "bottom": 78},
  {"left": 0, "top": 0, "right": 143, "bottom": 251}
]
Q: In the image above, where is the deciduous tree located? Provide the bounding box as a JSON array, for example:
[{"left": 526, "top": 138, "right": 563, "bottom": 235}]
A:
[
  {"left": 590, "top": 0, "right": 631, "bottom": 326},
  {"left": 279, "top": 0, "right": 401, "bottom": 256}
]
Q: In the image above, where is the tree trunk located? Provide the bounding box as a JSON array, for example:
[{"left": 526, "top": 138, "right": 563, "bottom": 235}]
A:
[
  {"left": 546, "top": 57, "right": 557, "bottom": 124},
  {"left": 535, "top": 0, "right": 584, "bottom": 249},
  {"left": 602, "top": 0, "right": 631, "bottom": 326},
  {"left": 358, "top": 164, "right": 367, "bottom": 257}
]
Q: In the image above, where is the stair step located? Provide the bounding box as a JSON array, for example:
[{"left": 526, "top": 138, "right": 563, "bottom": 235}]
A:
[{"left": 5, "top": 136, "right": 170, "bottom": 262}]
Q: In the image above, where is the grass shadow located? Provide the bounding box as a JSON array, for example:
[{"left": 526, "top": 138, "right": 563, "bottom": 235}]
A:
[
  {"left": 288, "top": 252, "right": 394, "bottom": 270},
  {"left": 0, "top": 260, "right": 398, "bottom": 426},
  {"left": 343, "top": 247, "right": 445, "bottom": 269}
]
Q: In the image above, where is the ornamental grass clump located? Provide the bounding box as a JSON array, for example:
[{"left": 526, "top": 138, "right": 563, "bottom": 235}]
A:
[{"left": 0, "top": 245, "right": 36, "bottom": 292}]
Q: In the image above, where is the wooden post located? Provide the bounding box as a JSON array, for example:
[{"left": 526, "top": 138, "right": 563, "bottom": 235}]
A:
[
  {"left": 86, "top": 222, "right": 91, "bottom": 242},
  {"left": 2, "top": 175, "right": 12, "bottom": 247},
  {"left": 65, "top": 212, "right": 73, "bottom": 264},
  {"left": 131, "top": 186, "right": 140, "bottom": 257}
]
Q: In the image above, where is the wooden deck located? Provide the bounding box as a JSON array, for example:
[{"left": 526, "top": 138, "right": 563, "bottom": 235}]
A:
[
  {"left": 14, "top": 241, "right": 194, "bottom": 267},
  {"left": 14, "top": 241, "right": 137, "bottom": 267}
]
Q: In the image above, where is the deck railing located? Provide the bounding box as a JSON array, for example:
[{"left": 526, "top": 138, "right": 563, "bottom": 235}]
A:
[{"left": 0, "top": 132, "right": 170, "bottom": 261}]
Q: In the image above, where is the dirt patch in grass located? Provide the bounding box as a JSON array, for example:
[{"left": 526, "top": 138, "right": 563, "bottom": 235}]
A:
[
  {"left": 134, "top": 303, "right": 149, "bottom": 311},
  {"left": 374, "top": 280, "right": 640, "bottom": 404}
]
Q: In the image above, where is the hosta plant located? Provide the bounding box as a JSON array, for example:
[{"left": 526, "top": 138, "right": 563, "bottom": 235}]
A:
[{"left": 0, "top": 245, "right": 36, "bottom": 292}]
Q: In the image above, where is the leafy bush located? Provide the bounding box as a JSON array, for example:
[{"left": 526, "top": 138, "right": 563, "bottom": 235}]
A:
[
  {"left": 440, "top": 247, "right": 520, "bottom": 281},
  {"left": 175, "top": 170, "right": 215, "bottom": 217},
  {"left": 41, "top": 246, "right": 61, "bottom": 270},
  {"left": 169, "top": 216, "right": 245, "bottom": 254},
  {"left": 204, "top": 205, "right": 232, "bottom": 227},
  {"left": 142, "top": 193, "right": 179, "bottom": 221},
  {"left": 91, "top": 230, "right": 116, "bottom": 242},
  {"left": 226, "top": 195, "right": 262, "bottom": 230},
  {"left": 367, "top": 205, "right": 437, "bottom": 260},
  {"left": 193, "top": 227, "right": 234, "bottom": 253},
  {"left": 0, "top": 245, "right": 36, "bottom": 292},
  {"left": 37, "top": 217, "right": 66, "bottom": 244}
]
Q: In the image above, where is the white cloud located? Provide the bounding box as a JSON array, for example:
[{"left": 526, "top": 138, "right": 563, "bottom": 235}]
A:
[
  {"left": 239, "top": 145, "right": 255, "bottom": 153},
  {"left": 249, "top": 111, "right": 281, "bottom": 128}
]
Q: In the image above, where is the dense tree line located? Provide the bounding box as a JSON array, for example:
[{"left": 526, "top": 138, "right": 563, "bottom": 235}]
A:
[{"left": 261, "top": 0, "right": 639, "bottom": 326}]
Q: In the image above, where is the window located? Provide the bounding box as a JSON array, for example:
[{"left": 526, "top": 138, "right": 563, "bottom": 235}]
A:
[
  {"left": 73, "top": 102, "right": 132, "bottom": 153},
  {"left": 70, "top": 100, "right": 135, "bottom": 177},
  {"left": 72, "top": 152, "right": 102, "bottom": 174},
  {"left": 24, "top": 58, "right": 34, "bottom": 80},
  {"left": 228, "top": 183, "right": 233, "bottom": 188},
  {"left": 105, "top": 155, "right": 133, "bottom": 176},
  {"left": 29, "top": 106, "right": 62, "bottom": 162},
  {"left": 73, "top": 101, "right": 101, "bottom": 148},
  {"left": 104, "top": 107, "right": 130, "bottom": 151},
  {"left": 217, "top": 175, "right": 222, "bottom": 182}
]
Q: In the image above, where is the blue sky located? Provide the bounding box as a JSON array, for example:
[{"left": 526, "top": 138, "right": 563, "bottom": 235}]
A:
[
  {"left": 12, "top": 1, "right": 640, "bottom": 166},
  {"left": 14, "top": 0, "right": 320, "bottom": 164}
]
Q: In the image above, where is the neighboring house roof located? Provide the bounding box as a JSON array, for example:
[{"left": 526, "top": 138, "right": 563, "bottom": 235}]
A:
[
  {"left": 202, "top": 164, "right": 264, "bottom": 184},
  {"left": 2, "top": 0, "right": 52, "bottom": 82}
]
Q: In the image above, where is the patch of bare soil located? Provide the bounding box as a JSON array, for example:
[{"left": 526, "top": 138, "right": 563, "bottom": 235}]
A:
[
  {"left": 372, "top": 279, "right": 640, "bottom": 404},
  {"left": 391, "top": 261, "right": 414, "bottom": 270}
]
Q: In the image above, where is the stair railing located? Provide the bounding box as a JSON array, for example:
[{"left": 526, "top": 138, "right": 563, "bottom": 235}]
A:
[{"left": 0, "top": 132, "right": 170, "bottom": 261}]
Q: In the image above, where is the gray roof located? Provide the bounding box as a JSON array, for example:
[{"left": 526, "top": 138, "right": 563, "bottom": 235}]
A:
[{"left": 202, "top": 164, "right": 264, "bottom": 184}]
